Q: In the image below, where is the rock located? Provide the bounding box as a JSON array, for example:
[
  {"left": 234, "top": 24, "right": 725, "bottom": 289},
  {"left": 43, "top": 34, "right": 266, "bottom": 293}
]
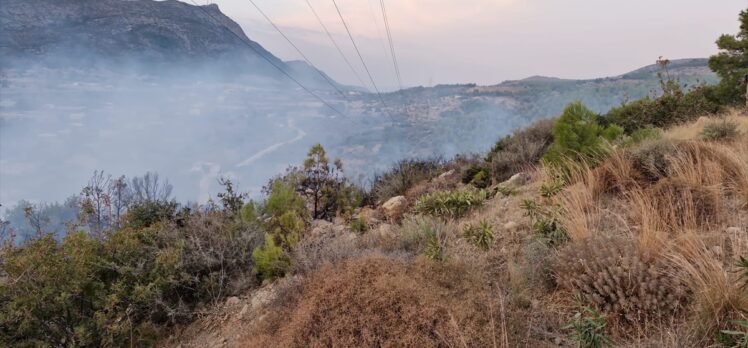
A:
[
  {"left": 503, "top": 221, "right": 519, "bottom": 231},
  {"left": 726, "top": 226, "right": 742, "bottom": 234},
  {"left": 310, "top": 219, "right": 333, "bottom": 236},
  {"left": 238, "top": 304, "right": 249, "bottom": 319},
  {"left": 381, "top": 196, "right": 407, "bottom": 221},
  {"left": 501, "top": 172, "right": 531, "bottom": 187},
  {"left": 359, "top": 207, "right": 381, "bottom": 223},
  {"left": 554, "top": 337, "right": 563, "bottom": 345},
  {"left": 225, "top": 296, "right": 240, "bottom": 307},
  {"left": 437, "top": 169, "right": 457, "bottom": 181},
  {"left": 372, "top": 223, "right": 396, "bottom": 239}
]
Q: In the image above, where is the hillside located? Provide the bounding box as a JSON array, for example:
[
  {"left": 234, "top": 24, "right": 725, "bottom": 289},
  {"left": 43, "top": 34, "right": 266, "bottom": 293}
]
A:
[{"left": 161, "top": 110, "right": 748, "bottom": 348}]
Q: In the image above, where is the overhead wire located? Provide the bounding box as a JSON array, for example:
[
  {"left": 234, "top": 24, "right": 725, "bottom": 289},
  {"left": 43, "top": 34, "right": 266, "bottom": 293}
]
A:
[
  {"left": 246, "top": 0, "right": 351, "bottom": 101},
  {"left": 330, "top": 0, "right": 396, "bottom": 124},
  {"left": 378, "top": 0, "right": 403, "bottom": 91},
  {"left": 304, "top": 0, "right": 369, "bottom": 92},
  {"left": 186, "top": 0, "right": 348, "bottom": 118}
]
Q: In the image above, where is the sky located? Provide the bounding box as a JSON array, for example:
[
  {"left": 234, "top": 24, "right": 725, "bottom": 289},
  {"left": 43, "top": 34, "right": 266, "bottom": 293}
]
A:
[{"left": 202, "top": 0, "right": 747, "bottom": 90}]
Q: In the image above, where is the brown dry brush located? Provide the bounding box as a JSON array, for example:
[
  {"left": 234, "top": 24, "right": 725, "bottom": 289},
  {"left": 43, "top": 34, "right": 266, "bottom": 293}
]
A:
[
  {"left": 549, "top": 136, "right": 748, "bottom": 342},
  {"left": 246, "top": 255, "right": 531, "bottom": 348}
]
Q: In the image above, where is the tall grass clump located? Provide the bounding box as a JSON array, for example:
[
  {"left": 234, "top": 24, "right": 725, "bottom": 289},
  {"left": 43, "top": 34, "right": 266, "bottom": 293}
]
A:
[{"left": 414, "top": 188, "right": 487, "bottom": 219}]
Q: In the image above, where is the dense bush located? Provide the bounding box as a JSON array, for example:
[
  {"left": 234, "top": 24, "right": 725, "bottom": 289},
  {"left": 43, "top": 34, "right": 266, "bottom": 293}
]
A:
[
  {"left": 605, "top": 84, "right": 722, "bottom": 133},
  {"left": 461, "top": 164, "right": 491, "bottom": 188},
  {"left": 370, "top": 157, "right": 444, "bottom": 204},
  {"left": 555, "top": 237, "right": 688, "bottom": 322},
  {"left": 414, "top": 188, "right": 487, "bottom": 219},
  {"left": 398, "top": 215, "right": 450, "bottom": 255},
  {"left": 544, "top": 102, "right": 623, "bottom": 168},
  {"left": 0, "top": 211, "right": 262, "bottom": 347},
  {"left": 700, "top": 120, "right": 741, "bottom": 141},
  {"left": 488, "top": 118, "right": 555, "bottom": 181},
  {"left": 462, "top": 219, "right": 494, "bottom": 250}
]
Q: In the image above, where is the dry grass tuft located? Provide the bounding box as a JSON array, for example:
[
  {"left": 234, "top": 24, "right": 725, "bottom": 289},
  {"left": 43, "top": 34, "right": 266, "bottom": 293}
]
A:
[
  {"left": 246, "top": 254, "right": 517, "bottom": 347},
  {"left": 555, "top": 236, "right": 688, "bottom": 323}
]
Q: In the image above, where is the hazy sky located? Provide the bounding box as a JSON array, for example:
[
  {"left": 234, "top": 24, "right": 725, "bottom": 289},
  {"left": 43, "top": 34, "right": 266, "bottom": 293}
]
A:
[{"left": 205, "top": 1, "right": 743, "bottom": 88}]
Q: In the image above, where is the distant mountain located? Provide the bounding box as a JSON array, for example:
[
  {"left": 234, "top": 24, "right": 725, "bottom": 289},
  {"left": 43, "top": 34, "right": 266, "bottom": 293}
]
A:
[{"left": 0, "top": 0, "right": 342, "bottom": 88}]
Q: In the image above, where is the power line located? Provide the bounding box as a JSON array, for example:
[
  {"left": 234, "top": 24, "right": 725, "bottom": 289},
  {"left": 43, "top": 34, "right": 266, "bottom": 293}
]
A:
[
  {"left": 330, "top": 0, "right": 396, "bottom": 124},
  {"left": 378, "top": 0, "right": 403, "bottom": 91},
  {"left": 246, "top": 0, "right": 350, "bottom": 101},
  {"left": 186, "top": 0, "right": 348, "bottom": 118},
  {"left": 304, "top": 0, "right": 369, "bottom": 92}
]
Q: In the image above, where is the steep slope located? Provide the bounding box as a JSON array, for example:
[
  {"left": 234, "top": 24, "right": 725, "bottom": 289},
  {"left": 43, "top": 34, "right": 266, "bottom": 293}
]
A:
[{"left": 0, "top": 0, "right": 274, "bottom": 62}]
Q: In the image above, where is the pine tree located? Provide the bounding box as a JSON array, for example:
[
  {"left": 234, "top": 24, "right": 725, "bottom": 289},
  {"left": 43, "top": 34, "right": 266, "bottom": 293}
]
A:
[{"left": 708, "top": 9, "right": 748, "bottom": 105}]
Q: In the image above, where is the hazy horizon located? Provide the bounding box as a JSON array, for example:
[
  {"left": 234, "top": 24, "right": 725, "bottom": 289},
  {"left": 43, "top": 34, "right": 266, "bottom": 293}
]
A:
[{"left": 202, "top": 0, "right": 746, "bottom": 90}]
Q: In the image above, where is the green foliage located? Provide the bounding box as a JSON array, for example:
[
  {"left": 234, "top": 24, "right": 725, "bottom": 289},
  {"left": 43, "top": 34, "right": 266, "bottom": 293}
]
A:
[
  {"left": 521, "top": 199, "right": 568, "bottom": 245},
  {"left": 621, "top": 127, "right": 662, "bottom": 147},
  {"left": 398, "top": 215, "right": 448, "bottom": 254},
  {"left": 415, "top": 189, "right": 487, "bottom": 219},
  {"left": 217, "top": 178, "right": 247, "bottom": 216},
  {"left": 462, "top": 165, "right": 491, "bottom": 188},
  {"left": 494, "top": 184, "right": 517, "bottom": 197},
  {"left": 252, "top": 234, "right": 292, "bottom": 281},
  {"left": 709, "top": 10, "right": 748, "bottom": 105},
  {"left": 719, "top": 320, "right": 748, "bottom": 348},
  {"left": 423, "top": 225, "right": 447, "bottom": 262},
  {"left": 540, "top": 177, "right": 566, "bottom": 198},
  {"left": 350, "top": 216, "right": 368, "bottom": 234},
  {"left": 124, "top": 200, "right": 178, "bottom": 229},
  {"left": 0, "top": 211, "right": 262, "bottom": 347},
  {"left": 263, "top": 178, "right": 308, "bottom": 221},
  {"left": 262, "top": 180, "right": 308, "bottom": 252},
  {"left": 370, "top": 157, "right": 444, "bottom": 203},
  {"left": 240, "top": 201, "right": 258, "bottom": 223},
  {"left": 605, "top": 84, "right": 722, "bottom": 133},
  {"left": 700, "top": 120, "right": 741, "bottom": 141},
  {"left": 563, "top": 304, "right": 613, "bottom": 348},
  {"left": 273, "top": 144, "right": 361, "bottom": 221},
  {"left": 462, "top": 220, "right": 495, "bottom": 250},
  {"left": 544, "top": 102, "right": 623, "bottom": 169}
]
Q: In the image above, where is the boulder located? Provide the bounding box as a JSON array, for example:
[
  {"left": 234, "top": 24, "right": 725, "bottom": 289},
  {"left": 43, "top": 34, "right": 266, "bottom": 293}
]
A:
[
  {"left": 359, "top": 207, "right": 381, "bottom": 223},
  {"left": 310, "top": 219, "right": 333, "bottom": 236},
  {"left": 225, "top": 296, "right": 240, "bottom": 307},
  {"left": 501, "top": 172, "right": 531, "bottom": 187},
  {"left": 381, "top": 196, "right": 408, "bottom": 221},
  {"left": 503, "top": 221, "right": 519, "bottom": 231}
]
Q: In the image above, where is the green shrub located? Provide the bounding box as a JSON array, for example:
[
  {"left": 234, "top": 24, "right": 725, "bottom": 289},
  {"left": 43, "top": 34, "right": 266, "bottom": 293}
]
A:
[
  {"left": 124, "top": 200, "right": 178, "bottom": 228},
  {"left": 494, "top": 184, "right": 517, "bottom": 197},
  {"left": 605, "top": 84, "right": 722, "bottom": 133},
  {"left": 700, "top": 120, "right": 741, "bottom": 141},
  {"left": 563, "top": 304, "right": 613, "bottom": 348},
  {"left": 415, "top": 189, "right": 487, "bottom": 219},
  {"left": 349, "top": 216, "right": 368, "bottom": 234},
  {"left": 398, "top": 215, "right": 449, "bottom": 255},
  {"left": 539, "top": 177, "right": 565, "bottom": 198},
  {"left": 520, "top": 199, "right": 568, "bottom": 245},
  {"left": 0, "top": 211, "right": 262, "bottom": 347},
  {"left": 629, "top": 139, "right": 678, "bottom": 182},
  {"left": 544, "top": 102, "right": 623, "bottom": 169},
  {"left": 371, "top": 158, "right": 444, "bottom": 204},
  {"left": 252, "top": 234, "right": 292, "bottom": 281},
  {"left": 489, "top": 118, "right": 555, "bottom": 182},
  {"left": 461, "top": 165, "right": 491, "bottom": 188},
  {"left": 462, "top": 220, "right": 494, "bottom": 250},
  {"left": 621, "top": 127, "right": 662, "bottom": 147}
]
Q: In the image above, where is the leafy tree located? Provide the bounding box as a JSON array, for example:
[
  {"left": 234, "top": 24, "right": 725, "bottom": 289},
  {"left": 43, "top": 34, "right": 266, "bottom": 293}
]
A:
[
  {"left": 709, "top": 9, "right": 748, "bottom": 105},
  {"left": 216, "top": 178, "right": 247, "bottom": 216},
  {"left": 544, "top": 102, "right": 623, "bottom": 167}
]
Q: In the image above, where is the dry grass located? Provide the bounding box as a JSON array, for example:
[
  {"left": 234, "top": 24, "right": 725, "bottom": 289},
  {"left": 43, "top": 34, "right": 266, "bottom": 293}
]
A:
[
  {"left": 245, "top": 255, "right": 514, "bottom": 348},
  {"left": 545, "top": 120, "right": 748, "bottom": 342},
  {"left": 666, "top": 108, "right": 748, "bottom": 141}
]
